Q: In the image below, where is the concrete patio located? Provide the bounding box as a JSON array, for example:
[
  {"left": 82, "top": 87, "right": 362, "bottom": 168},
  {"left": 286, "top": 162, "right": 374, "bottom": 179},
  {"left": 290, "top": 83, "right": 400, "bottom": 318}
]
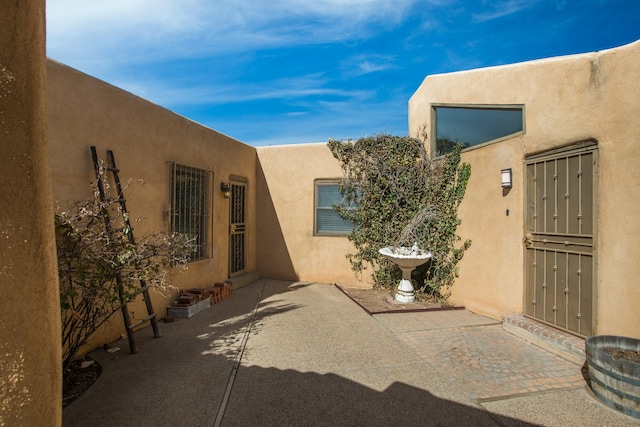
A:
[{"left": 63, "top": 280, "right": 638, "bottom": 426}]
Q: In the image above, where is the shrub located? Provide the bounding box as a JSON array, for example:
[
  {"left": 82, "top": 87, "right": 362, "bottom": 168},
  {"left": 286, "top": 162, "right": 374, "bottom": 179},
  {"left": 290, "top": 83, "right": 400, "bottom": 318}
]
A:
[
  {"left": 56, "top": 168, "right": 192, "bottom": 370},
  {"left": 328, "top": 134, "right": 471, "bottom": 299}
]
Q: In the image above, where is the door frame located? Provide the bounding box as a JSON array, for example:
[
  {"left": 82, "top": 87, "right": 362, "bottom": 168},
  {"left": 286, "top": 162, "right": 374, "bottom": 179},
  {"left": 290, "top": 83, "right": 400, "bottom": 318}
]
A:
[
  {"left": 228, "top": 175, "right": 247, "bottom": 278},
  {"left": 523, "top": 139, "right": 599, "bottom": 337}
]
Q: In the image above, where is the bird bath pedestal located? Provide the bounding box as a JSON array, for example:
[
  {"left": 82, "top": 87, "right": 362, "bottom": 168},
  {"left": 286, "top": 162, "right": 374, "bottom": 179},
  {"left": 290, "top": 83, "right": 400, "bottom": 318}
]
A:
[{"left": 379, "top": 246, "right": 432, "bottom": 303}]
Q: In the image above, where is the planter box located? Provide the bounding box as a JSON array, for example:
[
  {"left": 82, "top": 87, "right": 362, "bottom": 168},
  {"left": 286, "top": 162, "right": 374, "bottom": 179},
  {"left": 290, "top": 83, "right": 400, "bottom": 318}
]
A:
[
  {"left": 585, "top": 335, "right": 640, "bottom": 420},
  {"left": 167, "top": 297, "right": 211, "bottom": 318}
]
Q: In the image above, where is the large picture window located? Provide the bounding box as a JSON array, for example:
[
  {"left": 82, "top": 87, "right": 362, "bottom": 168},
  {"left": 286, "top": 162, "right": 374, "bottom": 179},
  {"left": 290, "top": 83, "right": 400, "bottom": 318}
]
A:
[
  {"left": 433, "top": 104, "right": 525, "bottom": 155},
  {"left": 169, "top": 163, "right": 211, "bottom": 261},
  {"left": 314, "top": 180, "right": 357, "bottom": 236}
]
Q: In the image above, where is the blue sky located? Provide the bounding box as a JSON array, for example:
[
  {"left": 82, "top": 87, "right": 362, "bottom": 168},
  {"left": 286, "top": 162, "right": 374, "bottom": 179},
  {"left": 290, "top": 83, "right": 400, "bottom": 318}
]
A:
[{"left": 46, "top": 0, "right": 640, "bottom": 146}]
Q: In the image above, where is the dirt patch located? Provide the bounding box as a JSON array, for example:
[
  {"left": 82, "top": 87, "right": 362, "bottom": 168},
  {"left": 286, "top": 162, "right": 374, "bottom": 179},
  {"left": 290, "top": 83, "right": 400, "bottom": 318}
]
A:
[
  {"left": 337, "top": 285, "right": 460, "bottom": 314},
  {"left": 604, "top": 348, "right": 640, "bottom": 364},
  {"left": 63, "top": 357, "right": 101, "bottom": 408}
]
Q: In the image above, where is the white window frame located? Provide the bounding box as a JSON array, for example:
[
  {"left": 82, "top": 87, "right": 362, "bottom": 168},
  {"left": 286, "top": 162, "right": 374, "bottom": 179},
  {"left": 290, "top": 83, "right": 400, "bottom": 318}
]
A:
[{"left": 314, "top": 179, "right": 356, "bottom": 236}]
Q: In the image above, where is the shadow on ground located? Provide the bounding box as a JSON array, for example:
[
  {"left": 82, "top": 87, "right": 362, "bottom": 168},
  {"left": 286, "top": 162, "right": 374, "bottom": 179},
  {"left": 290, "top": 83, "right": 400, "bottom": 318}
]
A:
[
  {"left": 63, "top": 281, "right": 545, "bottom": 426},
  {"left": 222, "top": 365, "right": 538, "bottom": 427}
]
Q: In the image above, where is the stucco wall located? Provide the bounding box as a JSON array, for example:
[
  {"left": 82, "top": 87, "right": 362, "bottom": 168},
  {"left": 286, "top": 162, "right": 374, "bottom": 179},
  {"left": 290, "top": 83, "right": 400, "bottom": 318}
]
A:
[
  {"left": 42, "top": 36, "right": 640, "bottom": 366},
  {"left": 409, "top": 40, "right": 640, "bottom": 337},
  {"left": 256, "top": 144, "right": 365, "bottom": 287},
  {"left": 0, "top": 3, "right": 62, "bottom": 425},
  {"left": 47, "top": 60, "right": 258, "bottom": 346}
]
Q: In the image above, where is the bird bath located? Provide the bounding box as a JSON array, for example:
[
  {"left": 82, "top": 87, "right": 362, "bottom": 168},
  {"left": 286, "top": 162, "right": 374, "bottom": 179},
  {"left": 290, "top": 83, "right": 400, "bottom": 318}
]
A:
[{"left": 379, "top": 245, "right": 432, "bottom": 303}]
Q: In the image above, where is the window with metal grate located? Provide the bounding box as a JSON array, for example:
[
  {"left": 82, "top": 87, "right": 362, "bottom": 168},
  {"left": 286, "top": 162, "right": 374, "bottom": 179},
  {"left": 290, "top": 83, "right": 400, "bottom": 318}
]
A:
[{"left": 169, "top": 163, "right": 211, "bottom": 261}]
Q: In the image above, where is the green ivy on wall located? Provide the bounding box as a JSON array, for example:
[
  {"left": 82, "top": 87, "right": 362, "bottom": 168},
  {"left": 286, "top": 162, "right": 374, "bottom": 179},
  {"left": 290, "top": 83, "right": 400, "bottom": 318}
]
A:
[{"left": 328, "top": 134, "right": 471, "bottom": 300}]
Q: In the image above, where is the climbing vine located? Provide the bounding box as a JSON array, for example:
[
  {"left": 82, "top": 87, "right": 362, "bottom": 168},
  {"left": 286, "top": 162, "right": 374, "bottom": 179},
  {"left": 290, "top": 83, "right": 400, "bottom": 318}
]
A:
[{"left": 328, "top": 134, "right": 471, "bottom": 299}]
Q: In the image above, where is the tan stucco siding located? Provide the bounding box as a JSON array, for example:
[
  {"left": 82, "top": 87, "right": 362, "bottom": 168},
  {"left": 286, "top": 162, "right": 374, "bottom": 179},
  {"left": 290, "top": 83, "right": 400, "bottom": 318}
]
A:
[
  {"left": 409, "top": 40, "right": 640, "bottom": 337},
  {"left": 42, "top": 36, "right": 640, "bottom": 362},
  {"left": 451, "top": 138, "right": 526, "bottom": 318},
  {"left": 47, "top": 60, "right": 258, "bottom": 346},
  {"left": 0, "top": 3, "right": 62, "bottom": 425},
  {"left": 256, "top": 144, "right": 365, "bottom": 287}
]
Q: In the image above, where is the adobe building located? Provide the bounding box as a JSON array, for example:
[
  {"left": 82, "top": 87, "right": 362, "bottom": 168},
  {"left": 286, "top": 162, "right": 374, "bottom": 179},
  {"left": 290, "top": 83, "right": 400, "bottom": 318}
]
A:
[
  {"left": 48, "top": 59, "right": 260, "bottom": 347},
  {"left": 255, "top": 40, "right": 640, "bottom": 340},
  {"left": 46, "top": 40, "right": 640, "bottom": 347},
  {"left": 0, "top": 3, "right": 61, "bottom": 426},
  {"left": 408, "top": 39, "right": 640, "bottom": 339},
  {"left": 3, "top": 6, "right": 639, "bottom": 421}
]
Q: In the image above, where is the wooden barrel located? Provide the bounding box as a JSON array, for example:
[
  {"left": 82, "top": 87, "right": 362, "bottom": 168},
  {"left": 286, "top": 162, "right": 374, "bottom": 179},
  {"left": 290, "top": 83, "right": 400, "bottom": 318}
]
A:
[{"left": 585, "top": 335, "right": 640, "bottom": 419}]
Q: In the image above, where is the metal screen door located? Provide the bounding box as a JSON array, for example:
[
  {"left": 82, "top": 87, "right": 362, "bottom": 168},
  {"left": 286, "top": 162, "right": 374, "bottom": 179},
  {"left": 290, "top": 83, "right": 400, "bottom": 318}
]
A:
[
  {"left": 524, "top": 142, "right": 597, "bottom": 337},
  {"left": 229, "top": 181, "right": 246, "bottom": 276}
]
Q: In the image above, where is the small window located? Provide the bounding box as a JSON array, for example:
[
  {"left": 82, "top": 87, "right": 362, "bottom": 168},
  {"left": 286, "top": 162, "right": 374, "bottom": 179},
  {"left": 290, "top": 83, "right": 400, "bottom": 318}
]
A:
[
  {"left": 169, "top": 163, "right": 211, "bottom": 261},
  {"left": 314, "top": 180, "right": 356, "bottom": 236},
  {"left": 433, "top": 105, "right": 525, "bottom": 155}
]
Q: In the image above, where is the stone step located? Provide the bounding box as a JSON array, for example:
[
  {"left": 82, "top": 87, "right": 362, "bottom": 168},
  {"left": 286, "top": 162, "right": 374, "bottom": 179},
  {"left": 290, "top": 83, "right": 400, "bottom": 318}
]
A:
[
  {"left": 502, "top": 313, "right": 586, "bottom": 366},
  {"left": 226, "top": 271, "right": 261, "bottom": 290}
]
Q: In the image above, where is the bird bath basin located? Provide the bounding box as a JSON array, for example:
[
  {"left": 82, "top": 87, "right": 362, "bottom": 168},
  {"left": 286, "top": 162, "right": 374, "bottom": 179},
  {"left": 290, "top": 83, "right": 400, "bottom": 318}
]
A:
[{"left": 379, "top": 246, "right": 432, "bottom": 303}]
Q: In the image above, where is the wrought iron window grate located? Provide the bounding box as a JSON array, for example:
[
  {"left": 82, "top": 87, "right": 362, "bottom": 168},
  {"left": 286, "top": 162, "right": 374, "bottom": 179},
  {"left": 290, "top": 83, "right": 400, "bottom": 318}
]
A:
[{"left": 169, "top": 163, "right": 211, "bottom": 261}]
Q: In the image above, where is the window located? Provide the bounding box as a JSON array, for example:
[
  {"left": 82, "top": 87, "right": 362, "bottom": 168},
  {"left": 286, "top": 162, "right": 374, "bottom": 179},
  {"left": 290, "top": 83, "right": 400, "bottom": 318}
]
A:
[
  {"left": 433, "top": 104, "right": 525, "bottom": 155},
  {"left": 314, "top": 180, "right": 357, "bottom": 235},
  {"left": 169, "top": 163, "right": 211, "bottom": 261}
]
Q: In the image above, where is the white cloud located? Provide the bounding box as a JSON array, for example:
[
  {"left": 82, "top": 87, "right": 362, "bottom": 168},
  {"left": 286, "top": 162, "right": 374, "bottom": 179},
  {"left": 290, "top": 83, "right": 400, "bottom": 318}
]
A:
[
  {"left": 471, "top": 0, "right": 537, "bottom": 23},
  {"left": 42, "top": 0, "right": 494, "bottom": 147},
  {"left": 114, "top": 73, "right": 373, "bottom": 108},
  {"left": 340, "top": 53, "right": 397, "bottom": 77},
  {"left": 47, "top": 0, "right": 421, "bottom": 68},
  {"left": 44, "top": 0, "right": 443, "bottom": 120},
  {"left": 246, "top": 99, "right": 408, "bottom": 146}
]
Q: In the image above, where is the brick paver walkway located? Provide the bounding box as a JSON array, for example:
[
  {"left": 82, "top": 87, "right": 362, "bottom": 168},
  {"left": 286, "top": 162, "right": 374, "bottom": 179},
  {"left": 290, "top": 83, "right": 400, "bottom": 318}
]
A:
[{"left": 395, "top": 324, "right": 587, "bottom": 400}]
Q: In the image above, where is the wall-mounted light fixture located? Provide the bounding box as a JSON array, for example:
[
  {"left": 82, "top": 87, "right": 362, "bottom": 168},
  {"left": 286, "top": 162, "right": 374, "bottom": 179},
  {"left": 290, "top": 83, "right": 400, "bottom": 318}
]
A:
[
  {"left": 220, "top": 182, "right": 231, "bottom": 198},
  {"left": 501, "top": 168, "right": 513, "bottom": 188}
]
